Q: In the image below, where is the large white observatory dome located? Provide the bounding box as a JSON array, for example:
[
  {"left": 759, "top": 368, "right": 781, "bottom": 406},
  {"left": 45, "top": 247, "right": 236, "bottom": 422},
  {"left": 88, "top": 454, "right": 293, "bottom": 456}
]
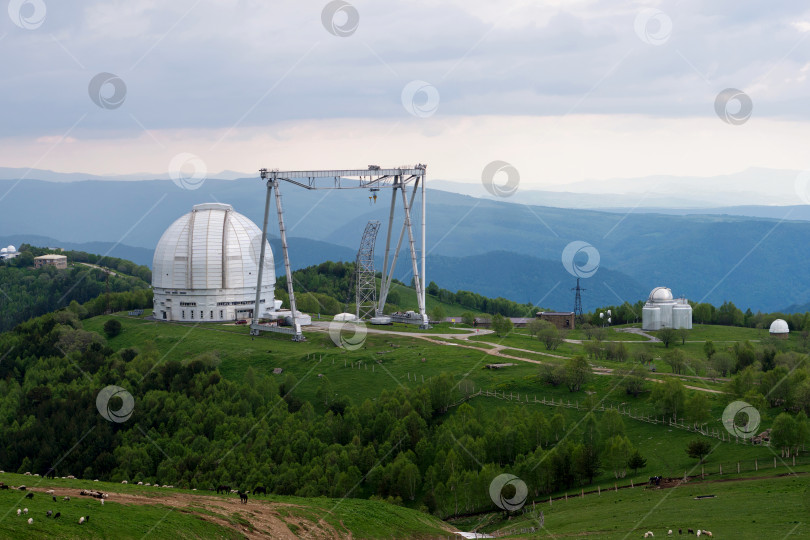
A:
[{"left": 152, "top": 203, "right": 276, "bottom": 322}]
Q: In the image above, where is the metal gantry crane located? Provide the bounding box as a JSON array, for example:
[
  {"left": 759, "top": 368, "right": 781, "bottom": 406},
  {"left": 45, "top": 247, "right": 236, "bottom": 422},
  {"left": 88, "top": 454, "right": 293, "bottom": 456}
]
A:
[{"left": 250, "top": 165, "right": 428, "bottom": 341}]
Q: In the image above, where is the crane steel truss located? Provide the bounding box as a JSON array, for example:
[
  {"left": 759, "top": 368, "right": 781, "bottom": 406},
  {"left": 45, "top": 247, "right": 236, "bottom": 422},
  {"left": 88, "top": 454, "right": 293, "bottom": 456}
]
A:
[
  {"left": 355, "top": 221, "right": 380, "bottom": 320},
  {"left": 250, "top": 165, "right": 428, "bottom": 341}
]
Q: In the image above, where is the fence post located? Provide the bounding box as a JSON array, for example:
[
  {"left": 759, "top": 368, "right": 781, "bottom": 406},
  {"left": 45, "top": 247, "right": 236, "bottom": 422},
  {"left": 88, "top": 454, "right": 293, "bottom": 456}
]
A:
[
  {"left": 598, "top": 485, "right": 601, "bottom": 495},
  {"left": 614, "top": 482, "right": 617, "bottom": 492},
  {"left": 774, "top": 457, "right": 777, "bottom": 469},
  {"left": 565, "top": 492, "right": 568, "bottom": 501},
  {"left": 793, "top": 455, "right": 796, "bottom": 467},
  {"left": 737, "top": 462, "right": 740, "bottom": 474},
  {"left": 755, "top": 459, "right": 758, "bottom": 471},
  {"left": 719, "top": 464, "right": 722, "bottom": 475},
  {"left": 581, "top": 489, "right": 584, "bottom": 498},
  {"left": 549, "top": 496, "right": 552, "bottom": 506},
  {"left": 701, "top": 466, "right": 704, "bottom": 480},
  {"left": 631, "top": 479, "right": 634, "bottom": 488}
]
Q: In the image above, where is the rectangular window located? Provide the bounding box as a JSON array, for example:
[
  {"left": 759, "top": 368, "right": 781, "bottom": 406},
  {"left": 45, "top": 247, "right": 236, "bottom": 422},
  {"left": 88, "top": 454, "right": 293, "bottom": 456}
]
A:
[
  {"left": 200, "top": 311, "right": 204, "bottom": 319},
  {"left": 220, "top": 310, "right": 223, "bottom": 319},
  {"left": 191, "top": 311, "right": 194, "bottom": 319},
  {"left": 210, "top": 311, "right": 213, "bottom": 319},
  {"left": 182, "top": 310, "right": 185, "bottom": 318}
]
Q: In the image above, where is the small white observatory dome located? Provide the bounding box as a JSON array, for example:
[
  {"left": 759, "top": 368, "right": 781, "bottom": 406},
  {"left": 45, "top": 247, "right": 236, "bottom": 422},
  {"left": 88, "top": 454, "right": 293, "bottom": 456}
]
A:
[{"left": 769, "top": 319, "right": 789, "bottom": 338}]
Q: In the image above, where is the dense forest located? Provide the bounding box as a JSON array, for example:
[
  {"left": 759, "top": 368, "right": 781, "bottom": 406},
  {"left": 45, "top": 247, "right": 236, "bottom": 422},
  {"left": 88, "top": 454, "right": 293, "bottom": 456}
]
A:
[
  {"left": 1, "top": 297, "right": 809, "bottom": 518},
  {"left": 0, "top": 245, "right": 152, "bottom": 332}
]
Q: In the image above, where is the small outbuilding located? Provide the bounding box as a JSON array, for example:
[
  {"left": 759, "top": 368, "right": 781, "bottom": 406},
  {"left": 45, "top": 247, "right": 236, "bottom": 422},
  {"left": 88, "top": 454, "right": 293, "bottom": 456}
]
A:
[{"left": 769, "top": 319, "right": 789, "bottom": 339}]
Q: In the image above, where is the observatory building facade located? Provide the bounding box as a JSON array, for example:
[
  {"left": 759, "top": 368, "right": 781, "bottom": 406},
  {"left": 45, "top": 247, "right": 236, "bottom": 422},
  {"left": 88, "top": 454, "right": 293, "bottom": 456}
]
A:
[
  {"left": 641, "top": 287, "right": 692, "bottom": 331},
  {"left": 152, "top": 203, "right": 276, "bottom": 322}
]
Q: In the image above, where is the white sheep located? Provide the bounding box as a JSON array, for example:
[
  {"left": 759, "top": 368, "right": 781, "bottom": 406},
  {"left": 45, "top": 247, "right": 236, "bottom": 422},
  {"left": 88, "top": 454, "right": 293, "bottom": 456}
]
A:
[
  {"left": 121, "top": 480, "right": 128, "bottom": 484},
  {"left": 16, "top": 509, "right": 20, "bottom": 516},
  {"left": 23, "top": 508, "right": 28, "bottom": 515},
  {"left": 79, "top": 517, "right": 85, "bottom": 524},
  {"left": 27, "top": 518, "right": 33, "bottom": 525},
  {"left": 100, "top": 499, "right": 104, "bottom": 505},
  {"left": 668, "top": 531, "right": 673, "bottom": 536},
  {"left": 137, "top": 481, "right": 143, "bottom": 485},
  {"left": 644, "top": 532, "right": 654, "bottom": 538},
  {"left": 696, "top": 531, "right": 701, "bottom": 537}
]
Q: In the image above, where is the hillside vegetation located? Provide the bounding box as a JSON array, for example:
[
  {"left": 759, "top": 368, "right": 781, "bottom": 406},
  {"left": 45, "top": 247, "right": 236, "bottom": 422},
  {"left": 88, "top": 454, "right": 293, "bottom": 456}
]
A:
[{"left": 0, "top": 245, "right": 151, "bottom": 332}]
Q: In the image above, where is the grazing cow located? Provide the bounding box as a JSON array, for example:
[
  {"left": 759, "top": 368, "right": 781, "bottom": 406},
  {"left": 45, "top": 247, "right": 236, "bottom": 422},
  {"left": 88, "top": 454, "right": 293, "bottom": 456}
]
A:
[
  {"left": 216, "top": 485, "right": 230, "bottom": 495},
  {"left": 52, "top": 496, "right": 57, "bottom": 502},
  {"left": 688, "top": 529, "right": 694, "bottom": 535},
  {"left": 239, "top": 491, "right": 248, "bottom": 504},
  {"left": 54, "top": 512, "right": 61, "bottom": 519},
  {"left": 63, "top": 496, "right": 70, "bottom": 502},
  {"left": 0, "top": 484, "right": 8, "bottom": 490},
  {"left": 25, "top": 492, "right": 33, "bottom": 499},
  {"left": 679, "top": 529, "right": 682, "bottom": 535},
  {"left": 253, "top": 486, "right": 267, "bottom": 496},
  {"left": 46, "top": 511, "right": 52, "bottom": 518}
]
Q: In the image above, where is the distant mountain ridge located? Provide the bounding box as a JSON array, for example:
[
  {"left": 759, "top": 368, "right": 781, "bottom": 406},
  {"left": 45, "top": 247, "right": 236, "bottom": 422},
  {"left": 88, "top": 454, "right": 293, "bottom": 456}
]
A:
[{"left": 2, "top": 177, "right": 810, "bottom": 311}]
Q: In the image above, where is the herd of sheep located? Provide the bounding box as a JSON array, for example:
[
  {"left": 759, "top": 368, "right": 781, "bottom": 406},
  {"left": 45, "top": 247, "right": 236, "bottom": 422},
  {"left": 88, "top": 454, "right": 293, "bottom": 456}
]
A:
[{"left": 644, "top": 530, "right": 714, "bottom": 537}]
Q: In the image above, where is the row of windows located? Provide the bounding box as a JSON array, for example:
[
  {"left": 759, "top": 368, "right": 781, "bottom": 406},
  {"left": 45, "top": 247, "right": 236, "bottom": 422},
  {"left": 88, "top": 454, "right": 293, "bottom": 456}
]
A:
[
  {"left": 181, "top": 310, "right": 226, "bottom": 319},
  {"left": 179, "top": 302, "right": 197, "bottom": 306},
  {"left": 216, "top": 299, "right": 264, "bottom": 306}
]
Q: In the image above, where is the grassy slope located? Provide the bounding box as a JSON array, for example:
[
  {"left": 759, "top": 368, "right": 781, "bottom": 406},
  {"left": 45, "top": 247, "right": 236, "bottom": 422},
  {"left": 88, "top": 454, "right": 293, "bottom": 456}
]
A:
[
  {"left": 84, "top": 315, "right": 783, "bottom": 478},
  {"left": 0, "top": 473, "right": 451, "bottom": 539},
  {"left": 453, "top": 471, "right": 810, "bottom": 538}
]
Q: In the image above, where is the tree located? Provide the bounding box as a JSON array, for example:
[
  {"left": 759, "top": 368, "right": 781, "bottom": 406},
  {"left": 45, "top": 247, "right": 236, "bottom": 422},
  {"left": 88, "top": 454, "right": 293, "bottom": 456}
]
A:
[
  {"left": 538, "top": 326, "right": 564, "bottom": 350},
  {"left": 770, "top": 413, "right": 798, "bottom": 458},
  {"left": 677, "top": 328, "right": 689, "bottom": 345},
  {"left": 527, "top": 318, "right": 547, "bottom": 337},
  {"left": 685, "top": 438, "right": 713, "bottom": 463},
  {"left": 103, "top": 319, "right": 122, "bottom": 338},
  {"left": 600, "top": 409, "right": 626, "bottom": 439},
  {"left": 658, "top": 327, "right": 677, "bottom": 348},
  {"left": 634, "top": 347, "right": 654, "bottom": 365},
  {"left": 461, "top": 311, "right": 476, "bottom": 326},
  {"left": 663, "top": 349, "right": 687, "bottom": 375},
  {"left": 703, "top": 340, "right": 716, "bottom": 360},
  {"left": 685, "top": 393, "right": 711, "bottom": 429},
  {"left": 650, "top": 379, "right": 685, "bottom": 421},
  {"left": 710, "top": 352, "right": 734, "bottom": 377},
  {"left": 565, "top": 356, "right": 591, "bottom": 392},
  {"left": 429, "top": 304, "right": 446, "bottom": 323},
  {"left": 623, "top": 366, "right": 648, "bottom": 397},
  {"left": 491, "top": 314, "right": 513, "bottom": 337},
  {"left": 627, "top": 449, "right": 647, "bottom": 474},
  {"left": 604, "top": 435, "right": 633, "bottom": 478},
  {"left": 541, "top": 364, "right": 566, "bottom": 387}
]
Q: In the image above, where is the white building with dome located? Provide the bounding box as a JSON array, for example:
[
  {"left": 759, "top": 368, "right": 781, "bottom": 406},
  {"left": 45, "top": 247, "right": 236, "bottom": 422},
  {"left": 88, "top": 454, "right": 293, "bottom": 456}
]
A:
[
  {"left": 769, "top": 319, "right": 789, "bottom": 339},
  {"left": 152, "top": 203, "right": 278, "bottom": 322},
  {"left": 641, "top": 286, "right": 692, "bottom": 330},
  {"left": 0, "top": 245, "right": 19, "bottom": 260}
]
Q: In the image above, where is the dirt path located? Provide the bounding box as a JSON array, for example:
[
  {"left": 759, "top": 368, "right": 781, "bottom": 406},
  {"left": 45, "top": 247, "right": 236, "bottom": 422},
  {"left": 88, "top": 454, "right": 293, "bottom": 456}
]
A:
[{"left": 23, "top": 486, "right": 360, "bottom": 539}]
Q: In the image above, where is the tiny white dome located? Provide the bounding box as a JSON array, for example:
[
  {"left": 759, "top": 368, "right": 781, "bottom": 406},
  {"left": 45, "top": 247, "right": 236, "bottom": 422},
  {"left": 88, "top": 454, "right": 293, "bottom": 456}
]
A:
[
  {"left": 7, "top": 245, "right": 16, "bottom": 253},
  {"left": 649, "top": 287, "right": 673, "bottom": 303},
  {"left": 0, "top": 248, "right": 7, "bottom": 254},
  {"left": 769, "top": 319, "right": 789, "bottom": 334}
]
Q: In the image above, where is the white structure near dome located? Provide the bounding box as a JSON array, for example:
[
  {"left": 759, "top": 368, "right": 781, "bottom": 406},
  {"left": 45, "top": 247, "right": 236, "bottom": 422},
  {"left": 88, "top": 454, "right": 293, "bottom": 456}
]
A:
[
  {"left": 641, "top": 287, "right": 692, "bottom": 330},
  {"left": 769, "top": 319, "right": 789, "bottom": 339},
  {"left": 152, "top": 203, "right": 278, "bottom": 322},
  {"left": 0, "top": 245, "right": 19, "bottom": 260}
]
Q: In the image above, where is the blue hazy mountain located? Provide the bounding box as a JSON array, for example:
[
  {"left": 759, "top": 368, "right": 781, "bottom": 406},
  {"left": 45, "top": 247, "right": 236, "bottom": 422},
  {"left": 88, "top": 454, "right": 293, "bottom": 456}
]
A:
[{"left": 1, "top": 178, "right": 808, "bottom": 311}]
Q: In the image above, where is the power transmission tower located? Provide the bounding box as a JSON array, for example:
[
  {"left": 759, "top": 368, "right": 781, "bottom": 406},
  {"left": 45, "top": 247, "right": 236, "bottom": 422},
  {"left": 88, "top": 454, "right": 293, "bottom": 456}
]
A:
[
  {"left": 356, "top": 221, "right": 380, "bottom": 319},
  {"left": 572, "top": 278, "right": 585, "bottom": 320}
]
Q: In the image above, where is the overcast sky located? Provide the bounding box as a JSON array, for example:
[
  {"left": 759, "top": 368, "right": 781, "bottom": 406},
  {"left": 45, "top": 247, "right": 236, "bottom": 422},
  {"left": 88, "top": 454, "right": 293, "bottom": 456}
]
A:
[{"left": 2, "top": 0, "right": 810, "bottom": 187}]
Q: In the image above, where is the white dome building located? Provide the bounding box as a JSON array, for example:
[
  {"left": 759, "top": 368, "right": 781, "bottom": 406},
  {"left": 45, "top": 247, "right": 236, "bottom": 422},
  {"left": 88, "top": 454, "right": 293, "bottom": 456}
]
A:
[
  {"left": 641, "top": 286, "right": 692, "bottom": 331},
  {"left": 152, "top": 203, "right": 277, "bottom": 322},
  {"left": 0, "top": 245, "right": 19, "bottom": 260},
  {"left": 769, "top": 319, "right": 789, "bottom": 339}
]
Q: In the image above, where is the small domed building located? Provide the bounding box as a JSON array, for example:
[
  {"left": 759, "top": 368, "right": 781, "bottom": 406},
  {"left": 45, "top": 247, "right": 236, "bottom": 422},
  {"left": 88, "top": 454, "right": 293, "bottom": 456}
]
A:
[
  {"left": 152, "top": 203, "right": 277, "bottom": 322},
  {"left": 769, "top": 319, "right": 789, "bottom": 339},
  {"left": 641, "top": 286, "right": 692, "bottom": 330}
]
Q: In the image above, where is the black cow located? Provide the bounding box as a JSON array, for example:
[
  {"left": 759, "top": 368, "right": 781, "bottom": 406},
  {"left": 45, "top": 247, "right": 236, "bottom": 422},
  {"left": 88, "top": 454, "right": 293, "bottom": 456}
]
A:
[
  {"left": 216, "top": 485, "right": 230, "bottom": 495},
  {"left": 252, "top": 486, "right": 267, "bottom": 496}
]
